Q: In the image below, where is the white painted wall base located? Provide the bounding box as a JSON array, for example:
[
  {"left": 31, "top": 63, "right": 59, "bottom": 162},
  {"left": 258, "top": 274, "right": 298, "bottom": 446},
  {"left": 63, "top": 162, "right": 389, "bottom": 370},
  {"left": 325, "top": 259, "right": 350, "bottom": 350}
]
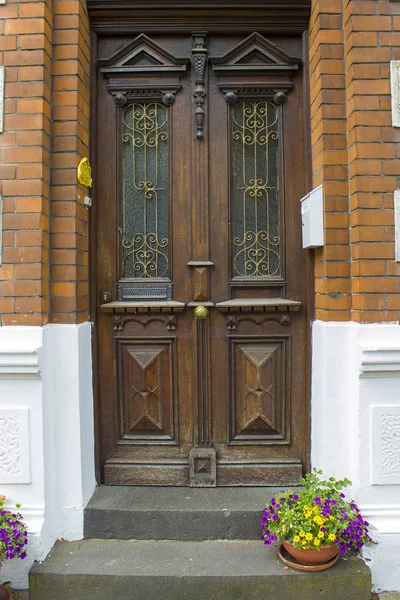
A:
[
  {"left": 0, "top": 323, "right": 95, "bottom": 588},
  {"left": 312, "top": 320, "right": 400, "bottom": 592},
  {"left": 2, "top": 319, "right": 400, "bottom": 591}
]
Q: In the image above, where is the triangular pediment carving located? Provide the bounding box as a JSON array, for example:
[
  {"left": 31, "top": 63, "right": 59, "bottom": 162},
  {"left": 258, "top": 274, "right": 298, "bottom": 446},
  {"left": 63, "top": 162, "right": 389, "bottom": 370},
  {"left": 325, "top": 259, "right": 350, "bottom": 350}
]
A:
[
  {"left": 211, "top": 32, "right": 300, "bottom": 72},
  {"left": 211, "top": 32, "right": 300, "bottom": 103},
  {"left": 124, "top": 51, "right": 163, "bottom": 67},
  {"left": 99, "top": 33, "right": 188, "bottom": 73},
  {"left": 99, "top": 34, "right": 188, "bottom": 105},
  {"left": 236, "top": 50, "right": 273, "bottom": 66}
]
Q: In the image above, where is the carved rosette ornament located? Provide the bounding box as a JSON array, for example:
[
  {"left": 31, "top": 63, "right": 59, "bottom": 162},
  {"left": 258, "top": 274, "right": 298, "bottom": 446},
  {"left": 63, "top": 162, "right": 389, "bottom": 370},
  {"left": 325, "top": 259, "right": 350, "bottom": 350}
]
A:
[{"left": 191, "top": 32, "right": 208, "bottom": 141}]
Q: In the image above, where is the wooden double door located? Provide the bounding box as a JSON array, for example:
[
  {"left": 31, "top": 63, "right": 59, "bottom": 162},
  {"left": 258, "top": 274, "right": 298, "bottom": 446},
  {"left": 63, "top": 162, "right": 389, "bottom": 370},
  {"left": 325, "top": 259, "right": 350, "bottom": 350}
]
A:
[{"left": 95, "top": 29, "right": 311, "bottom": 486}]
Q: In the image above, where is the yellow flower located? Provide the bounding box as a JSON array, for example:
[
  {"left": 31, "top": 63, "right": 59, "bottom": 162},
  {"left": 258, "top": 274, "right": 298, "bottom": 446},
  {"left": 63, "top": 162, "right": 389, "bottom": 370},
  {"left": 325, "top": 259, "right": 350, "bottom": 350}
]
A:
[
  {"left": 305, "top": 533, "right": 313, "bottom": 541},
  {"left": 318, "top": 531, "right": 324, "bottom": 539},
  {"left": 293, "top": 535, "right": 300, "bottom": 543},
  {"left": 314, "top": 539, "right": 321, "bottom": 546},
  {"left": 329, "top": 516, "right": 335, "bottom": 521},
  {"left": 328, "top": 533, "right": 336, "bottom": 542},
  {"left": 313, "top": 516, "right": 323, "bottom": 525},
  {"left": 299, "top": 532, "right": 305, "bottom": 538}
]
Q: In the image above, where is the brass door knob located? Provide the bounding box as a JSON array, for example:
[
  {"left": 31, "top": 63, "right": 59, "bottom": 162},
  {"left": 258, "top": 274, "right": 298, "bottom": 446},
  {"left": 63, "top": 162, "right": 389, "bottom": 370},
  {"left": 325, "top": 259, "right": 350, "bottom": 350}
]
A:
[{"left": 193, "top": 305, "right": 208, "bottom": 319}]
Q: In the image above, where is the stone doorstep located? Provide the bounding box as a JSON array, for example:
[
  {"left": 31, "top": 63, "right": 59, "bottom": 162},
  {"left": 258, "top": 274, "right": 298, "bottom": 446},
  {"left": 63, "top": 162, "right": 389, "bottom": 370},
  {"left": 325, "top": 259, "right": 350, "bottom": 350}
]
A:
[
  {"left": 29, "top": 539, "right": 372, "bottom": 600},
  {"left": 84, "top": 485, "right": 282, "bottom": 540}
]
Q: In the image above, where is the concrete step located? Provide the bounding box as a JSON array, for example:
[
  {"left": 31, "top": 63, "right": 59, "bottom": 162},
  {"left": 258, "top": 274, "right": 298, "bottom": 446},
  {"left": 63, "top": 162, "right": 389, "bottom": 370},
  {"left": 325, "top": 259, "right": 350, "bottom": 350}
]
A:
[
  {"left": 84, "top": 485, "right": 281, "bottom": 540},
  {"left": 29, "top": 539, "right": 371, "bottom": 600}
]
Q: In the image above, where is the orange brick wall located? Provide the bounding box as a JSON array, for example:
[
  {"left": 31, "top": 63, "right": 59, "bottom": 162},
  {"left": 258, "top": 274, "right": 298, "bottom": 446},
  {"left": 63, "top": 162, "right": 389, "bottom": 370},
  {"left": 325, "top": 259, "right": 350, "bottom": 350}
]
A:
[
  {"left": 310, "top": 0, "right": 400, "bottom": 322},
  {"left": 51, "top": 0, "right": 90, "bottom": 324},
  {"left": 0, "top": 0, "right": 90, "bottom": 326},
  {"left": 310, "top": 0, "right": 351, "bottom": 321},
  {"left": 0, "top": 0, "right": 52, "bottom": 325},
  {"left": 1, "top": 0, "right": 400, "bottom": 325}
]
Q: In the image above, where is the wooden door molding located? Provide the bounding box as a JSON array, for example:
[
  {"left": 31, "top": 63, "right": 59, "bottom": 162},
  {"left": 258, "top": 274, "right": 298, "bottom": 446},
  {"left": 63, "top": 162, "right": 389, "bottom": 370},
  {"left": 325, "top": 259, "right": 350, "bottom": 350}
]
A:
[
  {"left": 99, "top": 34, "right": 189, "bottom": 105},
  {"left": 92, "top": 29, "right": 313, "bottom": 486},
  {"left": 87, "top": 1, "right": 311, "bottom": 34},
  {"left": 210, "top": 32, "right": 300, "bottom": 103}
]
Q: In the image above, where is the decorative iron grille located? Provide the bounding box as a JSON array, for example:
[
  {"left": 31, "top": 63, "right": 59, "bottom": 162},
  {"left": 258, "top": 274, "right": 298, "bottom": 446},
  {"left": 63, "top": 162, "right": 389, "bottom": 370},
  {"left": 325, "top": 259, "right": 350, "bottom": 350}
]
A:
[
  {"left": 122, "top": 102, "right": 169, "bottom": 279},
  {"left": 231, "top": 101, "right": 280, "bottom": 278}
]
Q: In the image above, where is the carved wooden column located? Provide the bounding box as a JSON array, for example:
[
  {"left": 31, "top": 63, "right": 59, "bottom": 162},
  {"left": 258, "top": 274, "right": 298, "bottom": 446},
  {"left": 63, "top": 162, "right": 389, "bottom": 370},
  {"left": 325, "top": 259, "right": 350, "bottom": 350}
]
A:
[
  {"left": 188, "top": 31, "right": 213, "bottom": 304},
  {"left": 189, "top": 305, "right": 216, "bottom": 487},
  {"left": 188, "top": 32, "right": 216, "bottom": 486}
]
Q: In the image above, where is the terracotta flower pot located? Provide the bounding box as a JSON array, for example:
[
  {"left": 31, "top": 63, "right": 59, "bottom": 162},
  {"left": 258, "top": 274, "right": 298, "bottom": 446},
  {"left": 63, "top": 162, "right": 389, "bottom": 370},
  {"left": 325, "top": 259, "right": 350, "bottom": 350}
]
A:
[
  {"left": 0, "top": 585, "right": 12, "bottom": 600},
  {"left": 282, "top": 540, "right": 339, "bottom": 566}
]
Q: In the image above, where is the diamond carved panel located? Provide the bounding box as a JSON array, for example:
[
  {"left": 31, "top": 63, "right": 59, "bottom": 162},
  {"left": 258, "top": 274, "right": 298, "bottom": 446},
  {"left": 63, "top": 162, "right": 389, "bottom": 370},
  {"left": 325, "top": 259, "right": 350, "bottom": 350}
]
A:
[
  {"left": 230, "top": 337, "right": 289, "bottom": 444},
  {"left": 117, "top": 339, "right": 177, "bottom": 443}
]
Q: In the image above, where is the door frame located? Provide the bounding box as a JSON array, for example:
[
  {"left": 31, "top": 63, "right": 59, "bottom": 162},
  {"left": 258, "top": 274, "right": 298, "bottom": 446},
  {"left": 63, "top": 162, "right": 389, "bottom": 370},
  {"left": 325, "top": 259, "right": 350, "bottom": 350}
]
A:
[{"left": 88, "top": 1, "right": 313, "bottom": 485}]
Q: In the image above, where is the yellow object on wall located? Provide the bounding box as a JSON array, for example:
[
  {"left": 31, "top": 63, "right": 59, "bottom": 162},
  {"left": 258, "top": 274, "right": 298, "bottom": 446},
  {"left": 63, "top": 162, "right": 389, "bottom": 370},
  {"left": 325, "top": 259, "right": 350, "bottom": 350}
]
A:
[{"left": 77, "top": 157, "right": 92, "bottom": 187}]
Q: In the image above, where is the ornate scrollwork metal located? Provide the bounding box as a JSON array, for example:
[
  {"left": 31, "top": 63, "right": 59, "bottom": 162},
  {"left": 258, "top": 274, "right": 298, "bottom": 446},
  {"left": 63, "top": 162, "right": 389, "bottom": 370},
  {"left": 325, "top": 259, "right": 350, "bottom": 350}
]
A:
[
  {"left": 232, "top": 101, "right": 278, "bottom": 146},
  {"left": 233, "top": 231, "right": 280, "bottom": 277},
  {"left": 231, "top": 101, "right": 281, "bottom": 278},
  {"left": 122, "top": 233, "right": 168, "bottom": 278},
  {"left": 122, "top": 102, "right": 168, "bottom": 149},
  {"left": 122, "top": 102, "right": 169, "bottom": 279}
]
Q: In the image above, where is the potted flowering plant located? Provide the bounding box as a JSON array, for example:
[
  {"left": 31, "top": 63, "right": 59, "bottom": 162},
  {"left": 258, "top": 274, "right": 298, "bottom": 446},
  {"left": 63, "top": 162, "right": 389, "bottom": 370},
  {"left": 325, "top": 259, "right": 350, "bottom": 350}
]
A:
[
  {"left": 260, "top": 469, "right": 371, "bottom": 569},
  {"left": 0, "top": 495, "right": 28, "bottom": 565}
]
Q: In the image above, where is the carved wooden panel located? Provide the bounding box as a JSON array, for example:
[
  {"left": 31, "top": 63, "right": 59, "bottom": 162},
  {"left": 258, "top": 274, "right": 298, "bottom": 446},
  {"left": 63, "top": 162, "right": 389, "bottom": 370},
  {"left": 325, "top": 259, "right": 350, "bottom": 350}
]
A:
[
  {"left": 117, "top": 338, "right": 178, "bottom": 444},
  {"left": 229, "top": 337, "right": 290, "bottom": 444}
]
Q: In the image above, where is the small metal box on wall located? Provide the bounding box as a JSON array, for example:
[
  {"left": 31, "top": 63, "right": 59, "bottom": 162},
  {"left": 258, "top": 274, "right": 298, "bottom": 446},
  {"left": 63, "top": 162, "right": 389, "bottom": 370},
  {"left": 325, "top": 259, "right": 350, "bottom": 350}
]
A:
[{"left": 300, "top": 185, "right": 324, "bottom": 249}]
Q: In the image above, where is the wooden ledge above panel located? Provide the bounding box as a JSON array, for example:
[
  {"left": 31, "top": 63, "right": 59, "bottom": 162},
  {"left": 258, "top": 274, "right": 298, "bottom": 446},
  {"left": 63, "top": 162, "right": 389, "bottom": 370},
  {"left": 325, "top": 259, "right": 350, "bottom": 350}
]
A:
[
  {"left": 100, "top": 301, "right": 185, "bottom": 314},
  {"left": 87, "top": 1, "right": 311, "bottom": 34},
  {"left": 215, "top": 298, "right": 301, "bottom": 313}
]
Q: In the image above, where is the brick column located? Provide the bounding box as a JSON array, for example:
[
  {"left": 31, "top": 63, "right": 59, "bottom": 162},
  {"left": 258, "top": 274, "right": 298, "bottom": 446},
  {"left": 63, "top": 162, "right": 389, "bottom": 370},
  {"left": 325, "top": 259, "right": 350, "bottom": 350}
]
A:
[
  {"left": 0, "top": 0, "right": 90, "bottom": 326},
  {"left": 0, "top": 0, "right": 52, "bottom": 325},
  {"left": 50, "top": 0, "right": 90, "bottom": 324},
  {"left": 309, "top": 0, "right": 351, "bottom": 321},
  {"left": 344, "top": 0, "right": 400, "bottom": 322}
]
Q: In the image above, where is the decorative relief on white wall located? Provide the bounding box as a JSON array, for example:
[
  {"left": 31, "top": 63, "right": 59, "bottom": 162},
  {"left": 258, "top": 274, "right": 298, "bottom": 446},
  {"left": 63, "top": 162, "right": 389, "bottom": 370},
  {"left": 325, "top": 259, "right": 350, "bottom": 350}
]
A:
[
  {"left": 382, "top": 413, "right": 400, "bottom": 476},
  {"left": 0, "top": 409, "right": 31, "bottom": 484},
  {"left": 371, "top": 405, "right": 400, "bottom": 485}
]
